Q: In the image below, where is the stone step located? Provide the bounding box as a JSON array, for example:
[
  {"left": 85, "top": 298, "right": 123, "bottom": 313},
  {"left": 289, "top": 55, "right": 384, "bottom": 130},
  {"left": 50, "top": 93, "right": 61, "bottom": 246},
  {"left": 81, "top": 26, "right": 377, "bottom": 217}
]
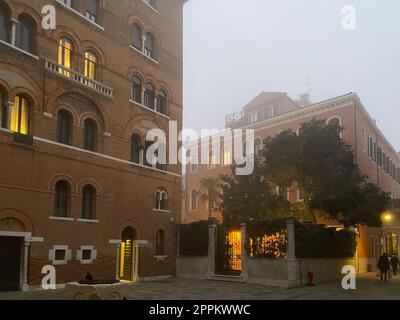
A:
[{"left": 208, "top": 274, "right": 245, "bottom": 283}]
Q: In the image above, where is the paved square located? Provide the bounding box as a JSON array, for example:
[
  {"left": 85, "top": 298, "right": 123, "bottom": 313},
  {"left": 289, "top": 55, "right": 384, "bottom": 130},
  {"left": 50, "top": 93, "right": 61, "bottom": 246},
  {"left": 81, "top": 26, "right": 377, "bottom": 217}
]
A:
[{"left": 0, "top": 273, "right": 399, "bottom": 300}]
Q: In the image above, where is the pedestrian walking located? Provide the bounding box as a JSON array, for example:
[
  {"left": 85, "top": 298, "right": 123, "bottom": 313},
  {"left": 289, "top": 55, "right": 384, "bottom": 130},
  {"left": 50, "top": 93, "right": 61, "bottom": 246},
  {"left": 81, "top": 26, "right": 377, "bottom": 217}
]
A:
[
  {"left": 390, "top": 254, "right": 400, "bottom": 276},
  {"left": 377, "top": 253, "right": 390, "bottom": 282}
]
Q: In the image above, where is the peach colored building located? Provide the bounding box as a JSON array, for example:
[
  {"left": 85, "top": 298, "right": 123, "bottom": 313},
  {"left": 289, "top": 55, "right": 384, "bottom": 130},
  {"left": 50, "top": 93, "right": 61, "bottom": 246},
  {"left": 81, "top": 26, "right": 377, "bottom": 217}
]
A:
[
  {"left": 0, "top": 0, "right": 185, "bottom": 291},
  {"left": 184, "top": 92, "right": 400, "bottom": 272}
]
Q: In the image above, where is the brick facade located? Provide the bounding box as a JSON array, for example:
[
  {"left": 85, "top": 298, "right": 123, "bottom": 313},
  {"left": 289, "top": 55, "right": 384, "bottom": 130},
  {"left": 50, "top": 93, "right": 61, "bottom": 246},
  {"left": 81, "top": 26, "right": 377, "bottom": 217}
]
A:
[{"left": 0, "top": 0, "right": 185, "bottom": 290}]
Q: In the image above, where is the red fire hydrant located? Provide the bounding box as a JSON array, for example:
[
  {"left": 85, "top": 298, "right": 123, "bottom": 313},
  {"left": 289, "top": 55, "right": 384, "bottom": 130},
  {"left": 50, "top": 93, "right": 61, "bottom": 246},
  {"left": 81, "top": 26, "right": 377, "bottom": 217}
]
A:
[{"left": 307, "top": 271, "right": 315, "bottom": 286}]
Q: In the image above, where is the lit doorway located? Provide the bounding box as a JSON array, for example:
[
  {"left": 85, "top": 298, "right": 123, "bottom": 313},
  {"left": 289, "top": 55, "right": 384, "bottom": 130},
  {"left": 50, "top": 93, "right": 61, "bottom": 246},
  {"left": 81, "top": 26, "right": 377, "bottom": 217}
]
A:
[
  {"left": 228, "top": 231, "right": 242, "bottom": 272},
  {"left": 119, "top": 227, "right": 137, "bottom": 281},
  {"left": 386, "top": 233, "right": 398, "bottom": 256}
]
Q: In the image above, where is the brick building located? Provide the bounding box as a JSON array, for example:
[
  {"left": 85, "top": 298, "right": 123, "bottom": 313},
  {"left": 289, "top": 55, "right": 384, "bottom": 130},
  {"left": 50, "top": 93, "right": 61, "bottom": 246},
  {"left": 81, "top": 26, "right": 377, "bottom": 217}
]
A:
[
  {"left": 184, "top": 91, "right": 400, "bottom": 272},
  {"left": 0, "top": 0, "right": 185, "bottom": 291}
]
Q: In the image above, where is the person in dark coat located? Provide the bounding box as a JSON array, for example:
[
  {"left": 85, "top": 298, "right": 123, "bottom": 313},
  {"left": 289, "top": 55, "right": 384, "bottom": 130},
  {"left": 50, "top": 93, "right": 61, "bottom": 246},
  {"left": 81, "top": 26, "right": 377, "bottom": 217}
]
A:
[
  {"left": 390, "top": 255, "right": 400, "bottom": 276},
  {"left": 377, "top": 253, "right": 390, "bottom": 282}
]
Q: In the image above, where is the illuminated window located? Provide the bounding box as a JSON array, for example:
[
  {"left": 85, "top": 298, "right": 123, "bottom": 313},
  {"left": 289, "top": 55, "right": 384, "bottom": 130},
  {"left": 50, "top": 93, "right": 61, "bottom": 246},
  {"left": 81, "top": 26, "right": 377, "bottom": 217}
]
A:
[
  {"left": 131, "top": 75, "right": 142, "bottom": 104},
  {"left": 144, "top": 83, "right": 155, "bottom": 109},
  {"left": 81, "top": 185, "right": 96, "bottom": 220},
  {"left": 10, "top": 95, "right": 30, "bottom": 135},
  {"left": 0, "top": 2, "right": 11, "bottom": 43},
  {"left": 156, "top": 230, "right": 165, "bottom": 256},
  {"left": 155, "top": 189, "right": 168, "bottom": 211},
  {"left": 57, "top": 110, "right": 72, "bottom": 145},
  {"left": 84, "top": 51, "right": 98, "bottom": 80},
  {"left": 15, "top": 14, "right": 36, "bottom": 54},
  {"left": 54, "top": 181, "right": 70, "bottom": 218},
  {"left": 132, "top": 23, "right": 143, "bottom": 51},
  {"left": 222, "top": 148, "right": 231, "bottom": 166},
  {"left": 84, "top": 119, "right": 97, "bottom": 151},
  {"left": 58, "top": 37, "right": 73, "bottom": 70}
]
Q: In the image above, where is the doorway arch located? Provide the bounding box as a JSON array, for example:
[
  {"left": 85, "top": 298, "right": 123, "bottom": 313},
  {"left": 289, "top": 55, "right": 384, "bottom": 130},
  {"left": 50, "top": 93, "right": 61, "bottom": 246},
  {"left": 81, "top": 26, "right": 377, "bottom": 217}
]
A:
[
  {"left": 386, "top": 233, "right": 398, "bottom": 257},
  {"left": 120, "top": 227, "right": 137, "bottom": 281}
]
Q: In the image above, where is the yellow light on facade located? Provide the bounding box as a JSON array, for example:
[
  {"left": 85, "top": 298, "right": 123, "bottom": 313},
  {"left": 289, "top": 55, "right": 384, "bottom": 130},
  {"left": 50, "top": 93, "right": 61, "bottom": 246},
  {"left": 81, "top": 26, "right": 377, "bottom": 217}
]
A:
[{"left": 382, "top": 213, "right": 394, "bottom": 223}]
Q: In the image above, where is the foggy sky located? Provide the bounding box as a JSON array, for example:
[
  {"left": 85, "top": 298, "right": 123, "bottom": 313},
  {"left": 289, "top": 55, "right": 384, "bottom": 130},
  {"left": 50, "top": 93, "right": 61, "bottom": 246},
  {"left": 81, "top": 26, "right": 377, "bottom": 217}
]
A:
[{"left": 183, "top": 0, "right": 400, "bottom": 151}]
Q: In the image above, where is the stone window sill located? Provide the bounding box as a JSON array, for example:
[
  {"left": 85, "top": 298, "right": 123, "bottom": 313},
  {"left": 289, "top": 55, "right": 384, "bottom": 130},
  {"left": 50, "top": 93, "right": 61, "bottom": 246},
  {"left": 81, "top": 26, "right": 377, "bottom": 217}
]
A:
[
  {"left": 129, "top": 99, "right": 169, "bottom": 119},
  {"left": 129, "top": 45, "right": 159, "bottom": 64},
  {"left": 153, "top": 255, "right": 168, "bottom": 262},
  {"left": 56, "top": 0, "right": 105, "bottom": 31},
  {"left": 49, "top": 216, "right": 74, "bottom": 222}
]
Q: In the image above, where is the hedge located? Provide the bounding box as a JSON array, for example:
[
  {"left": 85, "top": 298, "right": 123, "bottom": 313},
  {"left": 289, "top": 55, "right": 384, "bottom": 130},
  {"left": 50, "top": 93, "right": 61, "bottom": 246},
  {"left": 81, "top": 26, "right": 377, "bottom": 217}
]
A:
[
  {"left": 178, "top": 221, "right": 209, "bottom": 256},
  {"left": 295, "top": 223, "right": 357, "bottom": 258}
]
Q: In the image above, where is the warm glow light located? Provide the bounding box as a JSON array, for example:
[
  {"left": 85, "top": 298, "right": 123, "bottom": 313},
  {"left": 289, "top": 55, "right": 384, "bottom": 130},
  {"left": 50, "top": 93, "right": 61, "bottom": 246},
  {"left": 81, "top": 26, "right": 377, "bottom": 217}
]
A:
[
  {"left": 228, "top": 231, "right": 242, "bottom": 271},
  {"left": 382, "top": 213, "right": 394, "bottom": 223}
]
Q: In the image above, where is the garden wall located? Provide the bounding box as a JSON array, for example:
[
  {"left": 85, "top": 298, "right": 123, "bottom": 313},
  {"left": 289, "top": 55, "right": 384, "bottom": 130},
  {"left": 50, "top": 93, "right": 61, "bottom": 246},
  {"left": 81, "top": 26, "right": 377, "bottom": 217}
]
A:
[{"left": 176, "top": 256, "right": 208, "bottom": 280}]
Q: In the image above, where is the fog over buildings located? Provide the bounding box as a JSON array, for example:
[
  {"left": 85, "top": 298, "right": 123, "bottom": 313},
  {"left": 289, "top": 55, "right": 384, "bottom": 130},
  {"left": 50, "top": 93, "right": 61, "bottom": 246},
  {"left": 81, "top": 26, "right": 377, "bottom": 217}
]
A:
[{"left": 183, "top": 0, "right": 400, "bottom": 150}]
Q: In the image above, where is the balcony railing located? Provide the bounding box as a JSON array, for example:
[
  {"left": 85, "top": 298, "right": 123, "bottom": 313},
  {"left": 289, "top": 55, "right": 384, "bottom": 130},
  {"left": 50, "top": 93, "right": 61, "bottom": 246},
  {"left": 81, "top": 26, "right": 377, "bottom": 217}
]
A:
[
  {"left": 45, "top": 59, "right": 114, "bottom": 98},
  {"left": 225, "top": 110, "right": 246, "bottom": 127}
]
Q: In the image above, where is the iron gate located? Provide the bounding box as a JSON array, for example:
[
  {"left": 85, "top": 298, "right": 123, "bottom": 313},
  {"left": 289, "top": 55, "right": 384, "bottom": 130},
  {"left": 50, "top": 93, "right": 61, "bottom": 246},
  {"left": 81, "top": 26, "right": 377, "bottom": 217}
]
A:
[{"left": 215, "top": 223, "right": 242, "bottom": 275}]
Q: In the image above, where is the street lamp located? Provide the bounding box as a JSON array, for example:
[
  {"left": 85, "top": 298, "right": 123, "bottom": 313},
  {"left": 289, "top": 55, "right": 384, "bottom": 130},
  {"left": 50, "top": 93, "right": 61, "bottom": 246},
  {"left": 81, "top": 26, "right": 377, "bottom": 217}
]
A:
[{"left": 381, "top": 212, "right": 394, "bottom": 224}]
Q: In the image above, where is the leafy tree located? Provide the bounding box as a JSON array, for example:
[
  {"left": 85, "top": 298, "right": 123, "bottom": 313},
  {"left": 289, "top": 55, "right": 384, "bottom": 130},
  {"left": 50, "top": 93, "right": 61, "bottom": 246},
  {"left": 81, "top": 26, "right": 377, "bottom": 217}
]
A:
[
  {"left": 220, "top": 162, "right": 291, "bottom": 222},
  {"left": 263, "top": 119, "right": 389, "bottom": 226},
  {"left": 199, "top": 177, "right": 221, "bottom": 219}
]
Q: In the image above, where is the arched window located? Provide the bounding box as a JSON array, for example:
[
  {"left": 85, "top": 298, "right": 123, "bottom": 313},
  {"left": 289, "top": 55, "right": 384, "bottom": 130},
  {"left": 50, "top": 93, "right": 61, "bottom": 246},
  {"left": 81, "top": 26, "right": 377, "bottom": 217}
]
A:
[
  {"left": 131, "top": 75, "right": 142, "bottom": 104},
  {"left": 155, "top": 189, "right": 168, "bottom": 211},
  {"left": 84, "top": 51, "right": 98, "bottom": 80},
  {"left": 58, "top": 37, "right": 74, "bottom": 69},
  {"left": 131, "top": 134, "right": 141, "bottom": 164},
  {"left": 0, "top": 2, "right": 11, "bottom": 43},
  {"left": 11, "top": 95, "right": 30, "bottom": 135},
  {"left": 57, "top": 110, "right": 72, "bottom": 145},
  {"left": 81, "top": 185, "right": 96, "bottom": 220},
  {"left": 84, "top": 119, "right": 97, "bottom": 151},
  {"left": 144, "top": 32, "right": 155, "bottom": 59},
  {"left": 0, "top": 87, "right": 7, "bottom": 128},
  {"left": 155, "top": 229, "right": 165, "bottom": 256},
  {"left": 85, "top": 0, "right": 99, "bottom": 23},
  {"left": 190, "top": 190, "right": 198, "bottom": 211},
  {"left": 157, "top": 89, "right": 167, "bottom": 115},
  {"left": 15, "top": 14, "right": 36, "bottom": 54},
  {"left": 54, "top": 181, "right": 70, "bottom": 217},
  {"left": 132, "top": 23, "right": 143, "bottom": 51},
  {"left": 327, "top": 117, "right": 342, "bottom": 138},
  {"left": 144, "top": 83, "right": 155, "bottom": 109}
]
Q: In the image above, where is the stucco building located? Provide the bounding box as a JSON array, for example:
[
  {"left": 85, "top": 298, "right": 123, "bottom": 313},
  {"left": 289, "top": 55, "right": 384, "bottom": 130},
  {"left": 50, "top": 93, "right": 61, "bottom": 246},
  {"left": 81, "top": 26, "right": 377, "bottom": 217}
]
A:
[
  {"left": 184, "top": 91, "right": 400, "bottom": 272},
  {"left": 0, "top": 0, "right": 185, "bottom": 291}
]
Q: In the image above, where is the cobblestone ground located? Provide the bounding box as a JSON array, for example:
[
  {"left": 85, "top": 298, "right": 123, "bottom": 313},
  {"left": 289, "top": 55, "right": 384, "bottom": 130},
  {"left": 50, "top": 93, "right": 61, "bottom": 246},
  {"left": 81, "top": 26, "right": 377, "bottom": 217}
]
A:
[{"left": 0, "top": 273, "right": 399, "bottom": 300}]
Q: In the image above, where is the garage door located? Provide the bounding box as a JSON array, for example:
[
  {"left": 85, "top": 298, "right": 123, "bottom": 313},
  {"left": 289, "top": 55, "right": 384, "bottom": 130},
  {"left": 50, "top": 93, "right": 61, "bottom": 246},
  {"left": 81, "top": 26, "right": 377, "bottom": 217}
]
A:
[{"left": 0, "top": 237, "right": 22, "bottom": 292}]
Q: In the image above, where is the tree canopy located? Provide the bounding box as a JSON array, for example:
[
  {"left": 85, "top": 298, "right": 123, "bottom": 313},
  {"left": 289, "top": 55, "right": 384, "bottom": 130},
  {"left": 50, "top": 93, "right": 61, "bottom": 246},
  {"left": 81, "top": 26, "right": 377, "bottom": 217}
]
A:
[{"left": 262, "top": 119, "right": 389, "bottom": 226}]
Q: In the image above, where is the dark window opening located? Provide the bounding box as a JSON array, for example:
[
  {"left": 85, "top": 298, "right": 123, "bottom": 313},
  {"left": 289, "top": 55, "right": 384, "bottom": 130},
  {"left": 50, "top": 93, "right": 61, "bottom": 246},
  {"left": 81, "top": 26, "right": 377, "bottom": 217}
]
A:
[{"left": 54, "top": 181, "right": 70, "bottom": 218}]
